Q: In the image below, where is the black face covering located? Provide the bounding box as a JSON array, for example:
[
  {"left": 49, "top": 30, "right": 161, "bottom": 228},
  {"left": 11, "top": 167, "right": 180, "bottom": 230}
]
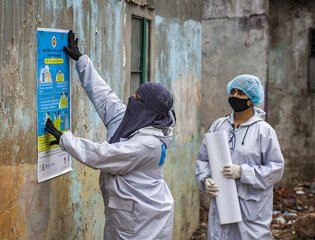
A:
[
  {"left": 228, "top": 97, "right": 252, "bottom": 112},
  {"left": 109, "top": 82, "right": 174, "bottom": 143}
]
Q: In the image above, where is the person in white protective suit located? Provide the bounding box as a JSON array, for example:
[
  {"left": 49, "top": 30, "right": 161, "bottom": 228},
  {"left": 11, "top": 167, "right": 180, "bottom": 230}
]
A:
[
  {"left": 195, "top": 74, "right": 284, "bottom": 240},
  {"left": 45, "top": 30, "right": 176, "bottom": 240}
]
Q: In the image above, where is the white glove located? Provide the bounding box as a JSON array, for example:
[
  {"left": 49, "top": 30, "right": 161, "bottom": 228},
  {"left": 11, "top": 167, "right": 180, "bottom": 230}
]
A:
[
  {"left": 222, "top": 164, "right": 241, "bottom": 179},
  {"left": 204, "top": 178, "right": 219, "bottom": 197}
]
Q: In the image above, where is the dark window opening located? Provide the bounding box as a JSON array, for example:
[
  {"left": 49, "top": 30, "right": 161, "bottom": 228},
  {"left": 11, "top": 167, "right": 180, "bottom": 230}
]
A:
[
  {"left": 130, "top": 16, "right": 151, "bottom": 95},
  {"left": 308, "top": 29, "right": 315, "bottom": 93},
  {"left": 310, "top": 29, "right": 315, "bottom": 56}
]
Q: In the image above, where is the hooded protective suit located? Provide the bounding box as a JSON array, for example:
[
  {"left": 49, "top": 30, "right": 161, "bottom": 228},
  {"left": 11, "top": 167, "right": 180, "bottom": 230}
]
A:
[
  {"left": 59, "top": 55, "right": 174, "bottom": 239},
  {"left": 196, "top": 108, "right": 284, "bottom": 240}
]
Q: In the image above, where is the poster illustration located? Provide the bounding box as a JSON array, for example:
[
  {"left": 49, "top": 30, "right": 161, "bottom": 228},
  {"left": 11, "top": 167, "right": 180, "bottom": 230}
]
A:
[{"left": 37, "top": 28, "right": 72, "bottom": 183}]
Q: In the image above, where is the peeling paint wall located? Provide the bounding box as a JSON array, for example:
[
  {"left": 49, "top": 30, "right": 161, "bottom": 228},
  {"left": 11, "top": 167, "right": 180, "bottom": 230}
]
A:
[
  {"left": 268, "top": 0, "right": 315, "bottom": 182},
  {"left": 154, "top": 16, "right": 202, "bottom": 239},
  {"left": 0, "top": 0, "right": 202, "bottom": 239},
  {"left": 0, "top": 1, "right": 123, "bottom": 239},
  {"left": 152, "top": 2, "right": 202, "bottom": 239}
]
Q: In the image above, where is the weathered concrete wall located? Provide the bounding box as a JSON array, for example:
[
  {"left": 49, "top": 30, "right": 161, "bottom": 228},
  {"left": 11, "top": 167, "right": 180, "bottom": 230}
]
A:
[
  {"left": 152, "top": 0, "right": 201, "bottom": 22},
  {"left": 201, "top": 0, "right": 269, "bottom": 133},
  {"left": 202, "top": 0, "right": 315, "bottom": 187},
  {"left": 0, "top": 0, "right": 202, "bottom": 239},
  {"left": 268, "top": 0, "right": 315, "bottom": 182},
  {"left": 203, "top": 0, "right": 268, "bottom": 19}
]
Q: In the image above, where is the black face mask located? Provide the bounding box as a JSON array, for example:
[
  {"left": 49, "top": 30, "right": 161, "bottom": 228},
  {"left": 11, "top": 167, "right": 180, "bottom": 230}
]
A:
[{"left": 228, "top": 97, "right": 252, "bottom": 112}]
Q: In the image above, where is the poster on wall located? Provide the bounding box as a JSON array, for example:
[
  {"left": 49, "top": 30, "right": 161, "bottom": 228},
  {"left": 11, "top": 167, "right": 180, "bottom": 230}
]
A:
[{"left": 36, "top": 28, "right": 72, "bottom": 183}]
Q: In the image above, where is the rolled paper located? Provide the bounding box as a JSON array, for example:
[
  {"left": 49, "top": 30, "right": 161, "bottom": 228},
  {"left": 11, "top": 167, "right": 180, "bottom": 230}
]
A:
[{"left": 205, "top": 131, "right": 242, "bottom": 225}]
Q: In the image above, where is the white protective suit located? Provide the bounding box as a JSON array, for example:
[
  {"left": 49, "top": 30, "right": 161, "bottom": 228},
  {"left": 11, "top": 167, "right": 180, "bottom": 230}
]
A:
[
  {"left": 60, "top": 55, "right": 174, "bottom": 240},
  {"left": 196, "top": 108, "right": 284, "bottom": 240}
]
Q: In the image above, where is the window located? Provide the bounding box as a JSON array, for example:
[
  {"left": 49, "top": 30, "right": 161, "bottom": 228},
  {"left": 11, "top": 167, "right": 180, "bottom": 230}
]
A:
[
  {"left": 308, "top": 28, "right": 315, "bottom": 93},
  {"left": 130, "top": 16, "right": 151, "bottom": 95},
  {"left": 124, "top": 2, "right": 154, "bottom": 101}
]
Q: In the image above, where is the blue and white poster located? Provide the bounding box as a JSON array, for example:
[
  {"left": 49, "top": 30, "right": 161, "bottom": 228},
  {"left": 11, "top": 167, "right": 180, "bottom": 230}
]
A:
[{"left": 37, "top": 28, "right": 72, "bottom": 183}]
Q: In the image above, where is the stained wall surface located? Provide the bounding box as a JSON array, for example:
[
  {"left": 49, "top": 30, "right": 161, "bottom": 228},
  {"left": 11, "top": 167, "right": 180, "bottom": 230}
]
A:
[
  {"left": 201, "top": 0, "right": 268, "bottom": 133},
  {"left": 0, "top": 0, "right": 202, "bottom": 239},
  {"left": 268, "top": 0, "right": 315, "bottom": 181}
]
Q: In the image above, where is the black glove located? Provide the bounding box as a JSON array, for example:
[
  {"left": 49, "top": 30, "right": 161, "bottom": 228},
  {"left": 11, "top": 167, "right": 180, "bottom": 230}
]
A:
[
  {"left": 45, "top": 119, "right": 63, "bottom": 145},
  {"left": 63, "top": 30, "right": 82, "bottom": 61}
]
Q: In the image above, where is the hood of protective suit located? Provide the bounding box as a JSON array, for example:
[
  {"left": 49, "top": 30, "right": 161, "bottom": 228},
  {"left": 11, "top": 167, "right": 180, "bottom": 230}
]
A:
[
  {"left": 128, "top": 126, "right": 174, "bottom": 148},
  {"left": 228, "top": 107, "right": 265, "bottom": 127},
  {"left": 224, "top": 107, "right": 265, "bottom": 147},
  {"left": 241, "top": 107, "right": 265, "bottom": 126}
]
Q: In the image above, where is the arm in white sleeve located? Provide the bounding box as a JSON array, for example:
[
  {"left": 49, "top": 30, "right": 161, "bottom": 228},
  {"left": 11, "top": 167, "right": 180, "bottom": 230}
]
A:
[
  {"left": 196, "top": 137, "right": 211, "bottom": 192},
  {"left": 76, "top": 55, "right": 125, "bottom": 137},
  {"left": 240, "top": 127, "right": 284, "bottom": 190},
  {"left": 60, "top": 132, "right": 160, "bottom": 175}
]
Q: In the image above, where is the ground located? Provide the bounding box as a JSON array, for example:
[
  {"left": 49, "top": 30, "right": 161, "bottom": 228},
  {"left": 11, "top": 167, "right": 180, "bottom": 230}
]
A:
[{"left": 190, "top": 178, "right": 315, "bottom": 240}]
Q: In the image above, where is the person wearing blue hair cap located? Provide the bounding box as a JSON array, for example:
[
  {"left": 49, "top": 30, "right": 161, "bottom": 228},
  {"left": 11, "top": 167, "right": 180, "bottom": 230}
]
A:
[
  {"left": 196, "top": 74, "right": 284, "bottom": 239},
  {"left": 45, "top": 30, "right": 176, "bottom": 239}
]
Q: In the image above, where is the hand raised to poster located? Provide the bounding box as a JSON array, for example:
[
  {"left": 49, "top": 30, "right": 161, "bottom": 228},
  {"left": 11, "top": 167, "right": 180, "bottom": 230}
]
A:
[
  {"left": 45, "top": 119, "right": 63, "bottom": 145},
  {"left": 63, "top": 30, "right": 82, "bottom": 61}
]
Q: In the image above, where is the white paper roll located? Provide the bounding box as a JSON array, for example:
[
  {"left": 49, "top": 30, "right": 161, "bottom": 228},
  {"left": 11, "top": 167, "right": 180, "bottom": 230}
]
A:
[{"left": 205, "top": 131, "right": 242, "bottom": 225}]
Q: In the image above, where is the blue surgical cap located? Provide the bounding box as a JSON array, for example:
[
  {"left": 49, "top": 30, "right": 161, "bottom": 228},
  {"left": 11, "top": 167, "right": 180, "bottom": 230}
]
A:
[{"left": 226, "top": 74, "right": 264, "bottom": 105}]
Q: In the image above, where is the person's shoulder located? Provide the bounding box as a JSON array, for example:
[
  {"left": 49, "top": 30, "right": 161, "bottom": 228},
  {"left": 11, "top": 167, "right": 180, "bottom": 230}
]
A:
[
  {"left": 256, "top": 120, "right": 274, "bottom": 129},
  {"left": 208, "top": 115, "right": 230, "bottom": 130},
  {"left": 256, "top": 120, "right": 278, "bottom": 137},
  {"left": 216, "top": 115, "right": 230, "bottom": 123},
  {"left": 128, "top": 132, "right": 165, "bottom": 155}
]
